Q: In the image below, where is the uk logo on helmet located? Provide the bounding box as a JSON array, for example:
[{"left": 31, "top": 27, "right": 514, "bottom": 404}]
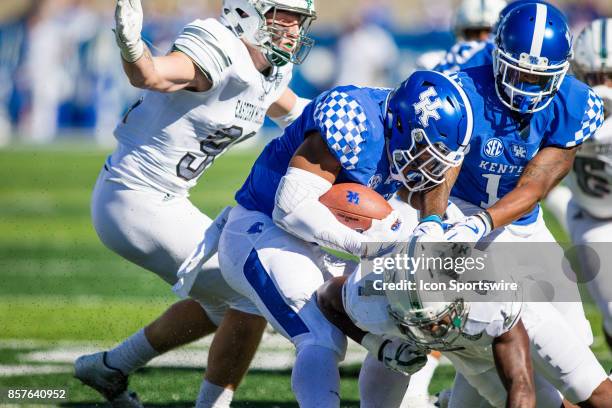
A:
[
  {"left": 413, "top": 87, "right": 443, "bottom": 127},
  {"left": 483, "top": 138, "right": 504, "bottom": 158}
]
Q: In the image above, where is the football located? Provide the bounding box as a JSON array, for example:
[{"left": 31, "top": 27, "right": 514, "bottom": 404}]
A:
[{"left": 319, "top": 183, "right": 392, "bottom": 232}]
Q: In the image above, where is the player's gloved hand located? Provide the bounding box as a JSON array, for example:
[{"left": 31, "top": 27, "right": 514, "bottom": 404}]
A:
[
  {"left": 114, "top": 0, "right": 145, "bottom": 62},
  {"left": 360, "top": 210, "right": 404, "bottom": 259},
  {"left": 444, "top": 211, "right": 493, "bottom": 243},
  {"left": 361, "top": 334, "right": 427, "bottom": 376},
  {"left": 413, "top": 215, "right": 445, "bottom": 242}
]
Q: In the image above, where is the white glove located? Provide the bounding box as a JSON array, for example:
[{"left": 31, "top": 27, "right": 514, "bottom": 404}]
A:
[
  {"left": 115, "top": 0, "right": 145, "bottom": 62},
  {"left": 361, "top": 334, "right": 427, "bottom": 376},
  {"left": 361, "top": 210, "right": 405, "bottom": 259},
  {"left": 413, "top": 215, "right": 445, "bottom": 242},
  {"left": 444, "top": 212, "right": 492, "bottom": 243}
]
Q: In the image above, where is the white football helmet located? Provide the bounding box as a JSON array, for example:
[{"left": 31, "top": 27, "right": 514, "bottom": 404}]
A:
[
  {"left": 221, "top": 0, "right": 316, "bottom": 66},
  {"left": 383, "top": 239, "right": 471, "bottom": 351},
  {"left": 454, "top": 0, "right": 507, "bottom": 39},
  {"left": 572, "top": 18, "right": 612, "bottom": 86}
]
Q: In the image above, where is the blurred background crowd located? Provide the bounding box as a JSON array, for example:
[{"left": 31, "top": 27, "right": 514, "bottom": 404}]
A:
[{"left": 0, "top": 0, "right": 610, "bottom": 147}]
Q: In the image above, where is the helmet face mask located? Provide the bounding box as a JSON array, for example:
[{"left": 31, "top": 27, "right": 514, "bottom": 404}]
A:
[
  {"left": 493, "top": 3, "right": 572, "bottom": 113},
  {"left": 258, "top": 5, "right": 315, "bottom": 66},
  {"left": 222, "top": 0, "right": 316, "bottom": 67},
  {"left": 388, "top": 299, "right": 470, "bottom": 351},
  {"left": 390, "top": 128, "right": 464, "bottom": 192},
  {"left": 493, "top": 47, "right": 569, "bottom": 113}
]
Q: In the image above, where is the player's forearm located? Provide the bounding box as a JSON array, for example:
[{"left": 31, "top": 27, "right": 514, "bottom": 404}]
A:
[
  {"left": 506, "top": 379, "right": 536, "bottom": 408},
  {"left": 409, "top": 165, "right": 460, "bottom": 217},
  {"left": 486, "top": 183, "right": 542, "bottom": 228},
  {"left": 122, "top": 45, "right": 156, "bottom": 87},
  {"left": 317, "top": 277, "right": 368, "bottom": 344}
]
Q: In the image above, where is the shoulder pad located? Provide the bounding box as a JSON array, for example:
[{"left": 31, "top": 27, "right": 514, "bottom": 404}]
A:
[{"left": 173, "top": 18, "right": 235, "bottom": 88}]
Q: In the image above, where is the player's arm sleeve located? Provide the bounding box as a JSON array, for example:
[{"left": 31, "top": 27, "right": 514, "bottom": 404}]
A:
[
  {"left": 272, "top": 166, "right": 366, "bottom": 256},
  {"left": 544, "top": 88, "right": 605, "bottom": 148},
  {"left": 172, "top": 19, "right": 232, "bottom": 90}
]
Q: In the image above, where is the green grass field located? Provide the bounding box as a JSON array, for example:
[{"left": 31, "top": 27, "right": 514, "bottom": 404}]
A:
[{"left": 0, "top": 147, "right": 609, "bottom": 407}]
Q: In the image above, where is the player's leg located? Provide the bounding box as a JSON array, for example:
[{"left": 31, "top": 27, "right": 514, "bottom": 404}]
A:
[
  {"left": 218, "top": 206, "right": 347, "bottom": 408},
  {"left": 358, "top": 352, "right": 412, "bottom": 408},
  {"left": 400, "top": 351, "right": 441, "bottom": 407},
  {"left": 447, "top": 372, "right": 497, "bottom": 408},
  {"left": 567, "top": 204, "right": 612, "bottom": 352},
  {"left": 203, "top": 308, "right": 266, "bottom": 390},
  {"left": 78, "top": 171, "right": 256, "bottom": 405},
  {"left": 522, "top": 302, "right": 609, "bottom": 407}
]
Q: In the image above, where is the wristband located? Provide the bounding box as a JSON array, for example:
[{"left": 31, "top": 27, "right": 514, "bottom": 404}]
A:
[
  {"left": 419, "top": 214, "right": 443, "bottom": 226},
  {"left": 474, "top": 211, "right": 494, "bottom": 235}
]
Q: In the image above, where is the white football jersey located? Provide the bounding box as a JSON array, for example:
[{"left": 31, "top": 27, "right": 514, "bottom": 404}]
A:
[
  {"left": 107, "top": 18, "right": 292, "bottom": 196},
  {"left": 343, "top": 266, "right": 522, "bottom": 375},
  {"left": 566, "top": 85, "right": 612, "bottom": 218}
]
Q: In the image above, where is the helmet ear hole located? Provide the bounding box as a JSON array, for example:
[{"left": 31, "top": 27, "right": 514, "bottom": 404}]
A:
[{"left": 236, "top": 8, "right": 249, "bottom": 18}]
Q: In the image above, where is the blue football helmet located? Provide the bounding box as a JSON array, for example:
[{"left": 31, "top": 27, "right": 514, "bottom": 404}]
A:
[
  {"left": 493, "top": 2, "right": 572, "bottom": 113},
  {"left": 385, "top": 71, "right": 474, "bottom": 192},
  {"left": 492, "top": 0, "right": 549, "bottom": 34}
]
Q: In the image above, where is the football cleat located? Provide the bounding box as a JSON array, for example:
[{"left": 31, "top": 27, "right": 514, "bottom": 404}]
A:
[{"left": 74, "top": 352, "right": 143, "bottom": 408}]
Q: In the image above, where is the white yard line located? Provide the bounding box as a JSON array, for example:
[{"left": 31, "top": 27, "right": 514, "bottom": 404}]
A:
[{"left": 3, "top": 333, "right": 450, "bottom": 373}]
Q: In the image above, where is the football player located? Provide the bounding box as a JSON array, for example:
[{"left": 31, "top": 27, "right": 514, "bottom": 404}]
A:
[
  {"left": 208, "top": 70, "right": 475, "bottom": 407},
  {"left": 411, "top": 2, "right": 603, "bottom": 349},
  {"left": 432, "top": 0, "right": 507, "bottom": 74},
  {"left": 317, "top": 237, "right": 612, "bottom": 407},
  {"left": 545, "top": 18, "right": 612, "bottom": 353},
  {"left": 73, "top": 0, "right": 316, "bottom": 407}
]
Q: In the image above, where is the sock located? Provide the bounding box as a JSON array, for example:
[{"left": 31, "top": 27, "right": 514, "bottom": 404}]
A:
[
  {"left": 359, "top": 352, "right": 411, "bottom": 408},
  {"left": 404, "top": 353, "right": 440, "bottom": 398},
  {"left": 196, "top": 380, "right": 234, "bottom": 408},
  {"left": 292, "top": 345, "right": 341, "bottom": 408},
  {"left": 105, "top": 329, "right": 159, "bottom": 375}
]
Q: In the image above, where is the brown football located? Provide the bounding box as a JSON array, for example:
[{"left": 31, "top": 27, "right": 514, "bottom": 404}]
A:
[{"left": 319, "top": 183, "right": 393, "bottom": 232}]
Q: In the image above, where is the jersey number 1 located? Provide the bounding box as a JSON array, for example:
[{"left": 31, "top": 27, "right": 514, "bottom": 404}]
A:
[
  {"left": 177, "top": 126, "right": 255, "bottom": 181},
  {"left": 481, "top": 174, "right": 501, "bottom": 207}
]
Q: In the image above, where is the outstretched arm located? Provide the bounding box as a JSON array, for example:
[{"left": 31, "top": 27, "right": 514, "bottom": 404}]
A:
[
  {"left": 487, "top": 146, "right": 577, "bottom": 229},
  {"left": 114, "top": 0, "right": 210, "bottom": 92},
  {"left": 492, "top": 320, "right": 536, "bottom": 408},
  {"left": 267, "top": 88, "right": 311, "bottom": 129},
  {"left": 317, "top": 276, "right": 427, "bottom": 375}
]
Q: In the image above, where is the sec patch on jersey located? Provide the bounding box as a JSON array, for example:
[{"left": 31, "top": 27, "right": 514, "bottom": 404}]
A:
[{"left": 319, "top": 183, "right": 392, "bottom": 232}]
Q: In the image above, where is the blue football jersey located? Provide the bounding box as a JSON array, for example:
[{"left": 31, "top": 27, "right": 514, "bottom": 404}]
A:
[
  {"left": 450, "top": 65, "right": 604, "bottom": 225},
  {"left": 434, "top": 40, "right": 495, "bottom": 74},
  {"left": 236, "top": 86, "right": 403, "bottom": 217}
]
